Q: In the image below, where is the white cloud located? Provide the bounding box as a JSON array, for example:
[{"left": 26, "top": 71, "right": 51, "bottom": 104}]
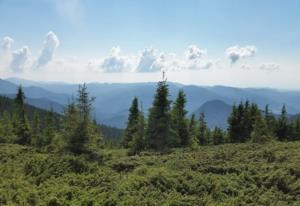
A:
[
  {"left": 36, "top": 31, "right": 60, "bottom": 68},
  {"left": 225, "top": 45, "right": 257, "bottom": 64},
  {"left": 184, "top": 45, "right": 213, "bottom": 70},
  {"left": 185, "top": 45, "right": 206, "bottom": 60},
  {"left": 136, "top": 48, "right": 163, "bottom": 72},
  {"left": 260, "top": 63, "right": 280, "bottom": 71},
  {"left": 2, "top": 36, "right": 14, "bottom": 52},
  {"left": 10, "top": 46, "right": 31, "bottom": 72},
  {"left": 100, "top": 47, "right": 132, "bottom": 72}
]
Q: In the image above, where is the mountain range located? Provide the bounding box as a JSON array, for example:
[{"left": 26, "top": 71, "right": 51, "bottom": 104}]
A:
[{"left": 1, "top": 78, "right": 300, "bottom": 129}]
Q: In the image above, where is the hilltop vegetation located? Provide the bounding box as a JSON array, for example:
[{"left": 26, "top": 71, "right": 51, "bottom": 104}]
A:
[
  {"left": 0, "top": 141, "right": 299, "bottom": 205},
  {"left": 1, "top": 80, "right": 300, "bottom": 205}
]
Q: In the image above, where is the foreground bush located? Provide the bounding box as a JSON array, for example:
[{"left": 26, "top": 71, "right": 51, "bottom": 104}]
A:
[{"left": 0, "top": 141, "right": 299, "bottom": 205}]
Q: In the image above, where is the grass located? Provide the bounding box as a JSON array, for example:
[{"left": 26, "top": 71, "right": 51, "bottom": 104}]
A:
[{"left": 0, "top": 141, "right": 300, "bottom": 206}]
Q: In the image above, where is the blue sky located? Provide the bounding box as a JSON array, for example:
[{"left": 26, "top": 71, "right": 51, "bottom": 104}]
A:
[{"left": 0, "top": 0, "right": 300, "bottom": 88}]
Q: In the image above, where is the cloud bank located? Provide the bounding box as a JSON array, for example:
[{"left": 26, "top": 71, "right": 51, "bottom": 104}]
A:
[
  {"left": 36, "top": 31, "right": 60, "bottom": 68},
  {"left": 225, "top": 45, "right": 257, "bottom": 64},
  {"left": 10, "top": 46, "right": 31, "bottom": 72},
  {"left": 2, "top": 36, "right": 14, "bottom": 53}
]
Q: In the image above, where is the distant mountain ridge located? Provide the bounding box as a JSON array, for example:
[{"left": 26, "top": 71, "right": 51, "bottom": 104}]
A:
[
  {"left": 193, "top": 100, "right": 232, "bottom": 129},
  {"left": 2, "top": 78, "right": 300, "bottom": 128}
]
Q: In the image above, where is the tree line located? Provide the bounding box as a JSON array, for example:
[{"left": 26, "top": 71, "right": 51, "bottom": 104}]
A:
[
  {"left": 123, "top": 80, "right": 300, "bottom": 154},
  {"left": 0, "top": 84, "right": 103, "bottom": 155},
  {"left": 1, "top": 81, "right": 300, "bottom": 156}
]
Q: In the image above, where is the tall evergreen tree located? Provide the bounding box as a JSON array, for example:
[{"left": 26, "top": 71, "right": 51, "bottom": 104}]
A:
[
  {"left": 0, "top": 111, "right": 15, "bottom": 143},
  {"left": 198, "top": 112, "right": 209, "bottom": 145},
  {"left": 171, "top": 90, "right": 189, "bottom": 147},
  {"left": 123, "top": 97, "right": 139, "bottom": 148},
  {"left": 43, "top": 108, "right": 56, "bottom": 146},
  {"left": 66, "top": 84, "right": 101, "bottom": 154},
  {"left": 14, "top": 86, "right": 31, "bottom": 145},
  {"left": 146, "top": 80, "right": 172, "bottom": 150},
  {"left": 212, "top": 127, "right": 225, "bottom": 145},
  {"left": 189, "top": 113, "right": 198, "bottom": 144},
  {"left": 264, "top": 104, "right": 276, "bottom": 135},
  {"left": 31, "top": 111, "right": 41, "bottom": 146},
  {"left": 250, "top": 114, "right": 271, "bottom": 143},
  {"left": 292, "top": 118, "right": 300, "bottom": 141},
  {"left": 276, "top": 105, "right": 288, "bottom": 141},
  {"left": 128, "top": 111, "right": 145, "bottom": 155}
]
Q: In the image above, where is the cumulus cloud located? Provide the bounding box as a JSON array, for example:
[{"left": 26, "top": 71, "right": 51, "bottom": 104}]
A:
[
  {"left": 101, "top": 47, "right": 132, "bottom": 72},
  {"left": 225, "top": 45, "right": 257, "bottom": 64},
  {"left": 185, "top": 45, "right": 206, "bottom": 60},
  {"left": 260, "top": 63, "right": 280, "bottom": 71},
  {"left": 36, "top": 31, "right": 60, "bottom": 68},
  {"left": 136, "top": 48, "right": 163, "bottom": 72},
  {"left": 184, "top": 45, "right": 213, "bottom": 70},
  {"left": 2, "top": 36, "right": 14, "bottom": 52},
  {"left": 10, "top": 46, "right": 31, "bottom": 72}
]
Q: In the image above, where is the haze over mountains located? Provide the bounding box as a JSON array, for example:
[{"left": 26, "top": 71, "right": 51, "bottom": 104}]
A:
[{"left": 1, "top": 77, "right": 300, "bottom": 129}]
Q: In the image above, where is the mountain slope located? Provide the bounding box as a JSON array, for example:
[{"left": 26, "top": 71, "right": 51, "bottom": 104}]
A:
[
  {"left": 4, "top": 78, "right": 300, "bottom": 128},
  {"left": 193, "top": 100, "right": 232, "bottom": 129}
]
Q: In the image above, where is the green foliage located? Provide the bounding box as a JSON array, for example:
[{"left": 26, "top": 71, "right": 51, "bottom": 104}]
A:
[
  {"left": 198, "top": 112, "right": 209, "bottom": 145},
  {"left": 128, "top": 112, "right": 146, "bottom": 155},
  {"left": 0, "top": 142, "right": 299, "bottom": 205},
  {"left": 64, "top": 84, "right": 103, "bottom": 155},
  {"left": 146, "top": 80, "right": 173, "bottom": 150},
  {"left": 123, "top": 97, "right": 139, "bottom": 148},
  {"left": 250, "top": 115, "right": 271, "bottom": 143},
  {"left": 171, "top": 90, "right": 190, "bottom": 147},
  {"left": 212, "top": 127, "right": 225, "bottom": 145},
  {"left": 276, "top": 105, "right": 289, "bottom": 141}
]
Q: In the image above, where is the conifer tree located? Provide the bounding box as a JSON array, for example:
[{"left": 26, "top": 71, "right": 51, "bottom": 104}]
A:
[
  {"left": 14, "top": 86, "right": 31, "bottom": 145},
  {"left": 250, "top": 114, "right": 271, "bottom": 143},
  {"left": 171, "top": 90, "right": 189, "bottom": 147},
  {"left": 146, "top": 80, "right": 172, "bottom": 150},
  {"left": 65, "top": 84, "right": 101, "bottom": 154},
  {"left": 0, "top": 111, "right": 15, "bottom": 143},
  {"left": 123, "top": 97, "right": 139, "bottom": 148},
  {"left": 128, "top": 111, "right": 145, "bottom": 155},
  {"left": 212, "top": 127, "right": 224, "bottom": 145},
  {"left": 228, "top": 104, "right": 240, "bottom": 143},
  {"left": 189, "top": 113, "right": 198, "bottom": 144},
  {"left": 198, "top": 112, "right": 208, "bottom": 145},
  {"left": 31, "top": 111, "right": 41, "bottom": 146},
  {"left": 276, "top": 105, "right": 288, "bottom": 141},
  {"left": 292, "top": 118, "right": 300, "bottom": 141},
  {"left": 264, "top": 104, "right": 276, "bottom": 135},
  {"left": 43, "top": 108, "right": 55, "bottom": 146}
]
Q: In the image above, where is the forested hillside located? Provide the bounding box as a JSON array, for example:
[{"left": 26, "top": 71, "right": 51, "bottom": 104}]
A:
[{"left": 1, "top": 81, "right": 300, "bottom": 205}]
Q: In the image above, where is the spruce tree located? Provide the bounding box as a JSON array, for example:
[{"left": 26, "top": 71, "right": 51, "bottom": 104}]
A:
[
  {"left": 0, "top": 111, "right": 15, "bottom": 143},
  {"left": 212, "top": 127, "right": 224, "bottom": 145},
  {"left": 198, "top": 112, "right": 208, "bottom": 145},
  {"left": 264, "top": 104, "right": 276, "bottom": 135},
  {"left": 43, "top": 108, "right": 55, "bottom": 146},
  {"left": 65, "top": 84, "right": 101, "bottom": 154},
  {"left": 228, "top": 104, "right": 240, "bottom": 143},
  {"left": 123, "top": 97, "right": 139, "bottom": 148},
  {"left": 293, "top": 118, "right": 300, "bottom": 141},
  {"left": 189, "top": 113, "right": 198, "bottom": 144},
  {"left": 250, "top": 114, "right": 271, "bottom": 143},
  {"left": 276, "top": 105, "right": 288, "bottom": 141},
  {"left": 128, "top": 111, "right": 145, "bottom": 155},
  {"left": 171, "top": 90, "right": 189, "bottom": 147},
  {"left": 31, "top": 111, "right": 41, "bottom": 146},
  {"left": 14, "top": 86, "right": 31, "bottom": 145},
  {"left": 146, "top": 80, "right": 172, "bottom": 150}
]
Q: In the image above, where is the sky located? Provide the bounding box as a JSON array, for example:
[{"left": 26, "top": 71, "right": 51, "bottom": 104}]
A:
[{"left": 0, "top": 0, "right": 300, "bottom": 89}]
